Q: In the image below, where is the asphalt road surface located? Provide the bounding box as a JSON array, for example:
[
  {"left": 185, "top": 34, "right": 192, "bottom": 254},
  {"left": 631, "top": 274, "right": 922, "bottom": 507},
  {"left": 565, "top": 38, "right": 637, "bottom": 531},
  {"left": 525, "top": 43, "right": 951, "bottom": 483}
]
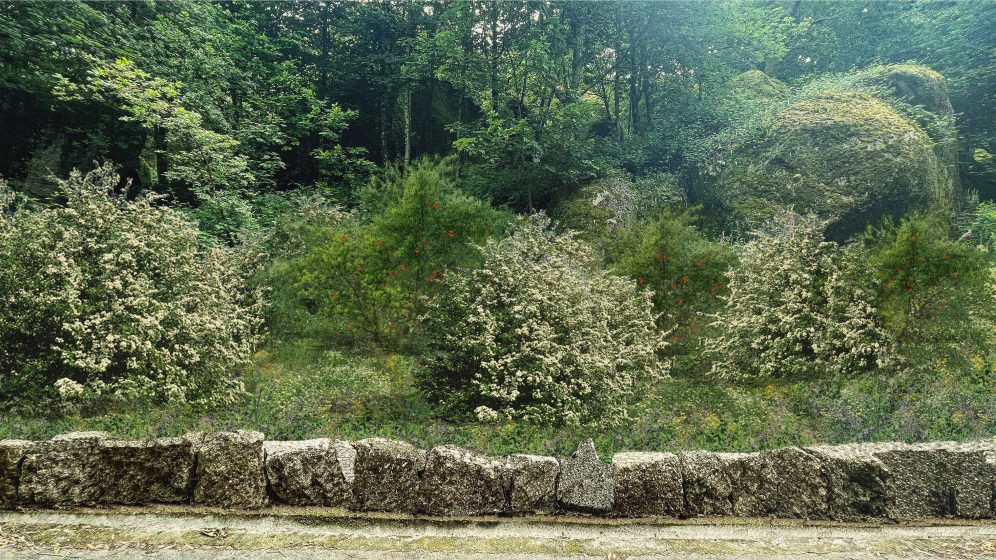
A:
[{"left": 0, "top": 507, "right": 994, "bottom": 559}]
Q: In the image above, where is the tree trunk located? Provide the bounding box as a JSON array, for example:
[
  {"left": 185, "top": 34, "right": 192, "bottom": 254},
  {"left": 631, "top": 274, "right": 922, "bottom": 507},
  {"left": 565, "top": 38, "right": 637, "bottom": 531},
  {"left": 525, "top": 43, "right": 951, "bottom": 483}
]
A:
[
  {"left": 640, "top": 39, "right": 651, "bottom": 129},
  {"left": 380, "top": 94, "right": 388, "bottom": 164},
  {"left": 613, "top": 8, "right": 622, "bottom": 141},
  {"left": 403, "top": 86, "right": 412, "bottom": 168},
  {"left": 490, "top": 8, "right": 500, "bottom": 111},
  {"left": 319, "top": 3, "right": 330, "bottom": 101},
  {"left": 628, "top": 23, "right": 639, "bottom": 134}
]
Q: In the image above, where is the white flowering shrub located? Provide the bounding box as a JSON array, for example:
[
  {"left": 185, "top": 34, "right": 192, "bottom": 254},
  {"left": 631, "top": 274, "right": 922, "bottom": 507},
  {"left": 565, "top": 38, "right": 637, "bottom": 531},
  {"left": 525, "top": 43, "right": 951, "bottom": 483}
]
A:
[
  {"left": 0, "top": 180, "right": 13, "bottom": 215},
  {"left": 0, "top": 165, "right": 264, "bottom": 408},
  {"left": 706, "top": 213, "right": 887, "bottom": 380},
  {"left": 419, "top": 214, "right": 667, "bottom": 425}
]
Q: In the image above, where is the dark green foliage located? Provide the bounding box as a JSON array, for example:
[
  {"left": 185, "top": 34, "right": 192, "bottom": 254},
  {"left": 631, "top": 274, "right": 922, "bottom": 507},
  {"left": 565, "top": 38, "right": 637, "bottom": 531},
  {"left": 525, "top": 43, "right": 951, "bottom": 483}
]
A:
[
  {"left": 615, "top": 212, "right": 735, "bottom": 353},
  {"left": 264, "top": 159, "right": 507, "bottom": 348},
  {"left": 0, "top": 1, "right": 993, "bottom": 441},
  {"left": 862, "top": 213, "right": 994, "bottom": 376},
  {"left": 968, "top": 202, "right": 996, "bottom": 249}
]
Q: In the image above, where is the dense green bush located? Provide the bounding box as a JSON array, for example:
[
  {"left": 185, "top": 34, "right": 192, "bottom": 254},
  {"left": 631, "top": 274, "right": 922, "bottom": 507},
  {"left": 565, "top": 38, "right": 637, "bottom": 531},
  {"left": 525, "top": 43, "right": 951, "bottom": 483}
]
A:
[
  {"left": 419, "top": 214, "right": 666, "bottom": 425},
  {"left": 0, "top": 165, "right": 263, "bottom": 409},
  {"left": 454, "top": 102, "right": 605, "bottom": 211},
  {"left": 862, "top": 213, "right": 994, "bottom": 375},
  {"left": 707, "top": 213, "right": 887, "bottom": 380},
  {"left": 616, "top": 212, "right": 736, "bottom": 354},
  {"left": 266, "top": 159, "right": 506, "bottom": 347},
  {"left": 969, "top": 201, "right": 996, "bottom": 249}
]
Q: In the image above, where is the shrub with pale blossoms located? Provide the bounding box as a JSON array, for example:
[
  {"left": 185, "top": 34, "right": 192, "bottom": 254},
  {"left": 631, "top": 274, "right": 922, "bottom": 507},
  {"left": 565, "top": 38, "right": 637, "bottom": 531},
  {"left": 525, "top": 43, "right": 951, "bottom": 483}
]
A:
[
  {"left": 419, "top": 214, "right": 667, "bottom": 425},
  {"left": 0, "top": 164, "right": 264, "bottom": 408},
  {"left": 0, "top": 180, "right": 13, "bottom": 215},
  {"left": 706, "top": 212, "right": 887, "bottom": 380}
]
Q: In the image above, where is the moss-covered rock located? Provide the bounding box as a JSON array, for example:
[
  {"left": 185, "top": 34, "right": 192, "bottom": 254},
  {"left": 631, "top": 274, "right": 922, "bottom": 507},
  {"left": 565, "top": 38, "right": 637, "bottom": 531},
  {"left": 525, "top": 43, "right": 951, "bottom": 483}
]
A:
[
  {"left": 865, "top": 64, "right": 953, "bottom": 118},
  {"left": 720, "top": 91, "right": 946, "bottom": 239},
  {"left": 555, "top": 170, "right": 683, "bottom": 238},
  {"left": 554, "top": 171, "right": 637, "bottom": 237},
  {"left": 723, "top": 69, "right": 789, "bottom": 102},
  {"left": 861, "top": 64, "right": 961, "bottom": 199},
  {"left": 715, "top": 64, "right": 961, "bottom": 238}
]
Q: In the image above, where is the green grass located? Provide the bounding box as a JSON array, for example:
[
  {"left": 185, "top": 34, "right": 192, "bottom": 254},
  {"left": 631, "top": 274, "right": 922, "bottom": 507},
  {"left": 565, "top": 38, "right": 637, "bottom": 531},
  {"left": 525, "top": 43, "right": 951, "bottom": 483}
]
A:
[{"left": 1, "top": 339, "right": 992, "bottom": 455}]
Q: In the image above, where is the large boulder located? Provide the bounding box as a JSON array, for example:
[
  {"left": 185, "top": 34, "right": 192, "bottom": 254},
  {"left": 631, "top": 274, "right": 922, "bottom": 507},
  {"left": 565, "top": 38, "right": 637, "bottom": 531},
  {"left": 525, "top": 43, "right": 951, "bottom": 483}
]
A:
[
  {"left": 417, "top": 445, "right": 506, "bottom": 516},
  {"left": 18, "top": 432, "right": 108, "bottom": 505},
  {"left": 557, "top": 439, "right": 613, "bottom": 513},
  {"left": 804, "top": 443, "right": 895, "bottom": 520},
  {"left": 680, "top": 451, "right": 734, "bottom": 516},
  {"left": 862, "top": 64, "right": 961, "bottom": 200},
  {"left": 98, "top": 437, "right": 195, "bottom": 504},
  {"left": 554, "top": 171, "right": 639, "bottom": 237},
  {"left": 192, "top": 430, "right": 267, "bottom": 509},
  {"left": 503, "top": 454, "right": 559, "bottom": 514},
  {"left": 719, "top": 90, "right": 948, "bottom": 240},
  {"left": 264, "top": 439, "right": 356, "bottom": 507},
  {"left": 351, "top": 438, "right": 426, "bottom": 513},
  {"left": 872, "top": 64, "right": 954, "bottom": 118},
  {"left": 613, "top": 451, "right": 684, "bottom": 517},
  {"left": 0, "top": 440, "right": 32, "bottom": 508}
]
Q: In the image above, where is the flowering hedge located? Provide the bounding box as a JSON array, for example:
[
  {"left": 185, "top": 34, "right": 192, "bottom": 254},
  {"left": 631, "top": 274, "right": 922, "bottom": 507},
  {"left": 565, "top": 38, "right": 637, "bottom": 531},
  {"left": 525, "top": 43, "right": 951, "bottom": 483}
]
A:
[
  {"left": 419, "top": 214, "right": 667, "bottom": 425},
  {"left": 0, "top": 165, "right": 263, "bottom": 408},
  {"left": 707, "top": 213, "right": 887, "bottom": 380}
]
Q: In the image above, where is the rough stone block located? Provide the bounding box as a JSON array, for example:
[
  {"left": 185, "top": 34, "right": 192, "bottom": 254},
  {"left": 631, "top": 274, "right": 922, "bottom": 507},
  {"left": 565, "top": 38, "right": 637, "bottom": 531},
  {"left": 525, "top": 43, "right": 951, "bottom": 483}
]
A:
[
  {"left": 503, "top": 454, "right": 559, "bottom": 514},
  {"left": 872, "top": 440, "right": 995, "bottom": 519},
  {"left": 871, "top": 442, "right": 951, "bottom": 518},
  {"left": 711, "top": 449, "right": 827, "bottom": 518},
  {"left": 680, "top": 451, "right": 734, "bottom": 516},
  {"left": 0, "top": 440, "right": 33, "bottom": 508},
  {"left": 946, "top": 440, "right": 995, "bottom": 519},
  {"left": 804, "top": 443, "right": 894, "bottom": 520},
  {"left": 720, "top": 452, "right": 775, "bottom": 516},
  {"left": 352, "top": 438, "right": 426, "bottom": 513},
  {"left": 19, "top": 432, "right": 108, "bottom": 505},
  {"left": 557, "top": 439, "right": 613, "bottom": 513},
  {"left": 98, "top": 437, "right": 195, "bottom": 504},
  {"left": 264, "top": 439, "right": 355, "bottom": 507},
  {"left": 192, "top": 430, "right": 267, "bottom": 509},
  {"left": 417, "top": 445, "right": 506, "bottom": 515},
  {"left": 613, "top": 451, "right": 684, "bottom": 517},
  {"left": 757, "top": 446, "right": 829, "bottom": 519},
  {"left": 334, "top": 440, "right": 358, "bottom": 485}
]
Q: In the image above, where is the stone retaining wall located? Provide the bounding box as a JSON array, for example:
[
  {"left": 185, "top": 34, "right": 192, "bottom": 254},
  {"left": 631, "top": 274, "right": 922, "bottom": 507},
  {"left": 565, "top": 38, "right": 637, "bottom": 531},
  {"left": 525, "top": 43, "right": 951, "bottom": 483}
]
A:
[{"left": 1, "top": 432, "right": 993, "bottom": 520}]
